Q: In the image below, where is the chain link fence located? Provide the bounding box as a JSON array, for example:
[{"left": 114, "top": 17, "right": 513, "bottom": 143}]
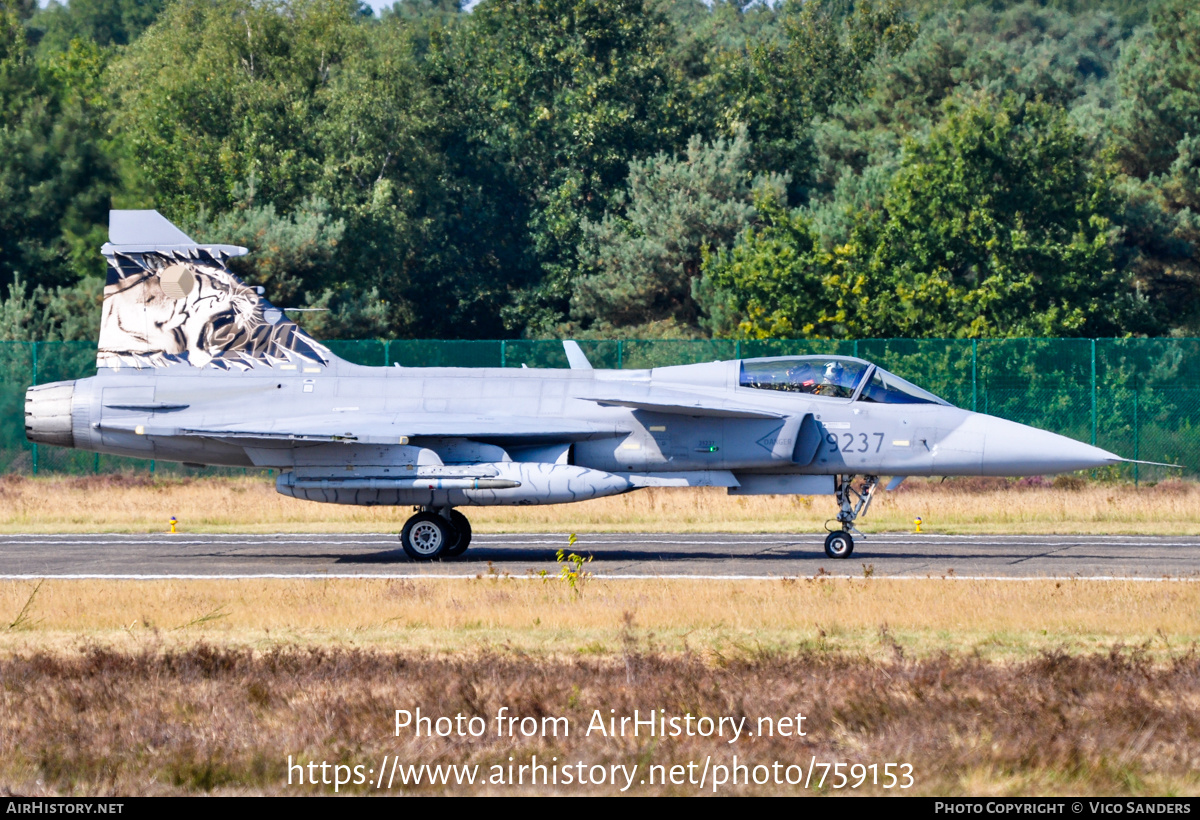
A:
[{"left": 4, "top": 339, "right": 1197, "bottom": 481}]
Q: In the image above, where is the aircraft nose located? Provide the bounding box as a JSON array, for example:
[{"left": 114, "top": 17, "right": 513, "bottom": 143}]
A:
[{"left": 976, "top": 414, "right": 1121, "bottom": 476}]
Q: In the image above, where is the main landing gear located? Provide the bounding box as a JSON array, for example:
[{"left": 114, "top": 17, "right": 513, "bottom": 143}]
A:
[
  {"left": 823, "top": 475, "right": 879, "bottom": 559},
  {"left": 399, "top": 507, "right": 473, "bottom": 561}
]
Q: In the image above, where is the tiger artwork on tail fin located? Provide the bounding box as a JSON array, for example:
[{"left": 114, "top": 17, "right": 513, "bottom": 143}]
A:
[{"left": 97, "top": 211, "right": 332, "bottom": 371}]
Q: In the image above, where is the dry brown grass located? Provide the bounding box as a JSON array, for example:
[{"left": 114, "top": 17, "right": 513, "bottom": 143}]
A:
[
  {"left": 3, "top": 643, "right": 1200, "bottom": 795},
  {"left": 1, "top": 473, "right": 1198, "bottom": 534},
  {"left": 3, "top": 578, "right": 1200, "bottom": 795},
  {"left": 1, "top": 577, "right": 1198, "bottom": 658}
]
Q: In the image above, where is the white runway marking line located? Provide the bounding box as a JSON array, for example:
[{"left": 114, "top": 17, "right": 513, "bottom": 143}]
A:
[
  {"left": 5, "top": 535, "right": 1198, "bottom": 547},
  {"left": 0, "top": 574, "right": 1195, "bottom": 582},
  {"left": 5, "top": 532, "right": 1198, "bottom": 541},
  {"left": 0, "top": 538, "right": 403, "bottom": 547},
  {"left": 5, "top": 540, "right": 1200, "bottom": 554}
]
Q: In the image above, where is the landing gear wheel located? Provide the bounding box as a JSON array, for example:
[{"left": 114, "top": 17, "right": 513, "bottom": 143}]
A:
[
  {"left": 443, "top": 510, "right": 473, "bottom": 558},
  {"left": 824, "top": 531, "right": 854, "bottom": 559},
  {"left": 824, "top": 474, "right": 878, "bottom": 554},
  {"left": 400, "top": 512, "right": 455, "bottom": 561}
]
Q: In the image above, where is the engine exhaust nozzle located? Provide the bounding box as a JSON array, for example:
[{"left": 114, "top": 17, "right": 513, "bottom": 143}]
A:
[{"left": 24, "top": 381, "right": 76, "bottom": 448}]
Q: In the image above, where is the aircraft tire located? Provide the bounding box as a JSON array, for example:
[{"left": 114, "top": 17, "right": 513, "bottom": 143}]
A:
[
  {"left": 400, "top": 512, "right": 454, "bottom": 561},
  {"left": 824, "top": 531, "right": 854, "bottom": 559},
  {"left": 443, "top": 510, "right": 473, "bottom": 558}
]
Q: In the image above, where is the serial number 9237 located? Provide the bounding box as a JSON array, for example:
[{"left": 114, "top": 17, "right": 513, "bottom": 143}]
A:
[{"left": 825, "top": 432, "right": 885, "bottom": 454}]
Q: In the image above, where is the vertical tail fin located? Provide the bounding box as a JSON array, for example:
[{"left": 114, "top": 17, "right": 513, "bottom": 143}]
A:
[{"left": 99, "top": 210, "right": 333, "bottom": 371}]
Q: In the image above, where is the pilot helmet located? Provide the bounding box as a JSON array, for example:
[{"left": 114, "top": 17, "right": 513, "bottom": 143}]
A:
[{"left": 823, "top": 361, "right": 846, "bottom": 384}]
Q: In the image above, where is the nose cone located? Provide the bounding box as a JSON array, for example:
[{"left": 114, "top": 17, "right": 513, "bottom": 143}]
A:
[{"left": 977, "top": 415, "right": 1120, "bottom": 476}]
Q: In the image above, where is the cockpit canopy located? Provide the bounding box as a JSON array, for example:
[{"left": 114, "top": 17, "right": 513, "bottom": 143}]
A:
[{"left": 739, "top": 356, "right": 948, "bottom": 405}]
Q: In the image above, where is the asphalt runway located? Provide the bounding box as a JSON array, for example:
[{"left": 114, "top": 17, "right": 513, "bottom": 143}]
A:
[{"left": 0, "top": 532, "right": 1198, "bottom": 579}]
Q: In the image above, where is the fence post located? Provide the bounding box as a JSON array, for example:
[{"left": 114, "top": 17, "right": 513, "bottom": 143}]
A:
[
  {"left": 617, "top": 340, "right": 623, "bottom": 369},
  {"left": 31, "top": 341, "right": 38, "bottom": 476},
  {"left": 383, "top": 339, "right": 390, "bottom": 368},
  {"left": 1090, "top": 339, "right": 1097, "bottom": 446},
  {"left": 500, "top": 340, "right": 506, "bottom": 369},
  {"left": 1133, "top": 390, "right": 1139, "bottom": 487},
  {"left": 971, "top": 338, "right": 978, "bottom": 413},
  {"left": 735, "top": 340, "right": 741, "bottom": 360}
]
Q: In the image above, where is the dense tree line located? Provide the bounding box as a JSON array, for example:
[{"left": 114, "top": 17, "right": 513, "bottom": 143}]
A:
[{"left": 0, "top": 0, "right": 1197, "bottom": 342}]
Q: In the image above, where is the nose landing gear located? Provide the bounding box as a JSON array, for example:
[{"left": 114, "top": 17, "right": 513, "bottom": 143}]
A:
[
  {"left": 823, "top": 475, "right": 879, "bottom": 559},
  {"left": 824, "top": 530, "right": 854, "bottom": 559},
  {"left": 399, "top": 507, "right": 474, "bottom": 561}
]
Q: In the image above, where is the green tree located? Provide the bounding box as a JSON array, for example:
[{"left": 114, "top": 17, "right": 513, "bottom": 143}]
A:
[
  {"left": 110, "top": 0, "right": 363, "bottom": 216},
  {"left": 852, "top": 94, "right": 1144, "bottom": 337},
  {"left": 805, "top": 2, "right": 1126, "bottom": 246},
  {"left": 700, "top": 95, "right": 1148, "bottom": 340},
  {"left": 313, "top": 19, "right": 520, "bottom": 337},
  {"left": 381, "top": 0, "right": 464, "bottom": 26},
  {"left": 572, "top": 126, "right": 786, "bottom": 334},
  {"left": 187, "top": 192, "right": 346, "bottom": 307},
  {"left": 440, "top": 0, "right": 679, "bottom": 334},
  {"left": 695, "top": 189, "right": 840, "bottom": 338},
  {"left": 0, "top": 13, "right": 118, "bottom": 291},
  {"left": 1113, "top": 1, "right": 1200, "bottom": 179},
  {"left": 740, "top": 0, "right": 916, "bottom": 196},
  {"left": 1110, "top": 0, "right": 1200, "bottom": 332},
  {"left": 111, "top": 0, "right": 527, "bottom": 338},
  {"left": 650, "top": 0, "right": 783, "bottom": 142},
  {"left": 32, "top": 0, "right": 170, "bottom": 54},
  {"left": 0, "top": 275, "right": 102, "bottom": 341}
]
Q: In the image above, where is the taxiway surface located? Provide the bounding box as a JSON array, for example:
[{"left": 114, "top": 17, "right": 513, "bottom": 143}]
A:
[{"left": 0, "top": 532, "right": 1196, "bottom": 578}]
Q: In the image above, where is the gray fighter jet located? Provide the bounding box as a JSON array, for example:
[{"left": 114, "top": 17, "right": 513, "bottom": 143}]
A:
[{"left": 25, "top": 211, "right": 1134, "bottom": 560}]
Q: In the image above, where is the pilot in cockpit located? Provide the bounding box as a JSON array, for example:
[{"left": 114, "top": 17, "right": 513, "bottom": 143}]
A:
[{"left": 816, "top": 361, "right": 852, "bottom": 397}]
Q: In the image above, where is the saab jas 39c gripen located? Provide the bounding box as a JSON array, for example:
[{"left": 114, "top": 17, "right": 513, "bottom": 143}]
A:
[{"left": 24, "top": 211, "right": 1139, "bottom": 560}]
